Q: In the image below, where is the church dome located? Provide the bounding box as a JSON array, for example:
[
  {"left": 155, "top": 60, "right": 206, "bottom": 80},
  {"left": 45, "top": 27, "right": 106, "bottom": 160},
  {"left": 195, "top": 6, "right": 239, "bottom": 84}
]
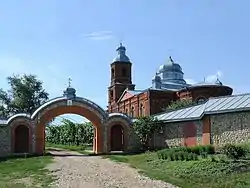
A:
[
  {"left": 112, "top": 43, "right": 130, "bottom": 63},
  {"left": 159, "top": 56, "right": 183, "bottom": 73}
]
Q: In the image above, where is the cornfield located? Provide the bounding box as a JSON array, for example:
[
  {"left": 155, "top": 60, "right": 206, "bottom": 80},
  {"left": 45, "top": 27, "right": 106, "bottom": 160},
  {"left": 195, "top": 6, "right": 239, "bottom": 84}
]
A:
[{"left": 45, "top": 118, "right": 94, "bottom": 146}]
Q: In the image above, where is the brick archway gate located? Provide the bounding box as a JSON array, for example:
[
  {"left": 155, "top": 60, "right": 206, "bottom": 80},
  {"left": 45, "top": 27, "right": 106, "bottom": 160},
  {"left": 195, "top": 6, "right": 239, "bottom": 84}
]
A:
[
  {"left": 31, "top": 96, "right": 110, "bottom": 154},
  {"left": 7, "top": 90, "right": 133, "bottom": 155}
]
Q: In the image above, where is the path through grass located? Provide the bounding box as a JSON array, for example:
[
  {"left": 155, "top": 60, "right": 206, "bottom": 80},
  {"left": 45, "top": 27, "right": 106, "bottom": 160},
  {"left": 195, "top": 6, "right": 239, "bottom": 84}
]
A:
[
  {"left": 0, "top": 155, "right": 54, "bottom": 188},
  {"left": 46, "top": 143, "right": 93, "bottom": 154}
]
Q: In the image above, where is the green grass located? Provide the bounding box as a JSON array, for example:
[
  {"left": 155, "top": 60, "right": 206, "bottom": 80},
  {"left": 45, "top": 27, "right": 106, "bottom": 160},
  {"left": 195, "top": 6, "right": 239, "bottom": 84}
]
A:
[
  {"left": 46, "top": 143, "right": 93, "bottom": 154},
  {"left": 104, "top": 151, "right": 250, "bottom": 188},
  {"left": 0, "top": 155, "right": 54, "bottom": 188}
]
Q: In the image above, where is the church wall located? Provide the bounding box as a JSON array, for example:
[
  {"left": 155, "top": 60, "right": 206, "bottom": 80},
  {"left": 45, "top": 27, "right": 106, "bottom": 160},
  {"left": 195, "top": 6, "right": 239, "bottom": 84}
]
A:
[
  {"left": 149, "top": 90, "right": 176, "bottom": 115},
  {"left": 153, "top": 120, "right": 203, "bottom": 148},
  {"left": 152, "top": 110, "right": 250, "bottom": 149},
  {"left": 117, "top": 91, "right": 149, "bottom": 117},
  {"left": 210, "top": 111, "right": 250, "bottom": 146},
  {"left": 0, "top": 125, "right": 11, "bottom": 157}
]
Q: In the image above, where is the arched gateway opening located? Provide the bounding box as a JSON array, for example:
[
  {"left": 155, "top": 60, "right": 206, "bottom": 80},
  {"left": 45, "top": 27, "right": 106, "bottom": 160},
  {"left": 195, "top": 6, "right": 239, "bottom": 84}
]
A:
[
  {"left": 7, "top": 86, "right": 132, "bottom": 155},
  {"left": 110, "top": 125, "right": 124, "bottom": 151},
  {"left": 14, "top": 125, "right": 30, "bottom": 153}
]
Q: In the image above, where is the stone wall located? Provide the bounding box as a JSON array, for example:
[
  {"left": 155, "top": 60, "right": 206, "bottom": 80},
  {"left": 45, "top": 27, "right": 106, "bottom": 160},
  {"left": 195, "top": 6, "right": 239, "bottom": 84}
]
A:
[
  {"left": 0, "top": 125, "right": 11, "bottom": 157},
  {"left": 210, "top": 111, "right": 250, "bottom": 146},
  {"left": 153, "top": 120, "right": 203, "bottom": 148}
]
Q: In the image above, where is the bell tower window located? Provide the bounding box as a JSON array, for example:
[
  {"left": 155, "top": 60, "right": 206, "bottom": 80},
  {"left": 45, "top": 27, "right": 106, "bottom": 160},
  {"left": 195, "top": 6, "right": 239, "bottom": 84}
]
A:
[
  {"left": 110, "top": 90, "right": 114, "bottom": 100},
  {"left": 122, "top": 68, "right": 127, "bottom": 77},
  {"left": 111, "top": 68, "right": 115, "bottom": 78}
]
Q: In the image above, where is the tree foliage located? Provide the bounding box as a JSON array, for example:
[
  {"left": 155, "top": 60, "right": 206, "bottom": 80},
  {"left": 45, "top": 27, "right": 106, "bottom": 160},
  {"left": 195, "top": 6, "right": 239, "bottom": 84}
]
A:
[
  {"left": 0, "top": 74, "right": 49, "bottom": 118},
  {"left": 133, "top": 116, "right": 164, "bottom": 150},
  {"left": 46, "top": 119, "right": 94, "bottom": 146},
  {"left": 166, "top": 99, "right": 194, "bottom": 111}
]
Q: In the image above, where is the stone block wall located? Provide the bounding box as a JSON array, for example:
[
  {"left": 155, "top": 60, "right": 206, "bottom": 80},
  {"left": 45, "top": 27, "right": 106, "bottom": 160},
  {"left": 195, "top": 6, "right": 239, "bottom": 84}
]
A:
[
  {"left": 0, "top": 125, "right": 11, "bottom": 157},
  {"left": 153, "top": 120, "right": 203, "bottom": 148},
  {"left": 210, "top": 111, "right": 250, "bottom": 146}
]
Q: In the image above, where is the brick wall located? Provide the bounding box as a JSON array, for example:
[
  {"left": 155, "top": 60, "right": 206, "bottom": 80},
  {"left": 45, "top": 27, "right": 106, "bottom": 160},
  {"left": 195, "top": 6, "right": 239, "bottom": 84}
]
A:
[{"left": 153, "top": 120, "right": 203, "bottom": 148}]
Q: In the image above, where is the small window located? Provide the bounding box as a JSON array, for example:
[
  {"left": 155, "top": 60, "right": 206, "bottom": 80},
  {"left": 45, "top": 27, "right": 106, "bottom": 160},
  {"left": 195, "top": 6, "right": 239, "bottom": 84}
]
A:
[
  {"left": 111, "top": 68, "right": 115, "bottom": 78},
  {"left": 110, "top": 90, "right": 114, "bottom": 99},
  {"left": 139, "top": 104, "right": 144, "bottom": 117},
  {"left": 131, "top": 106, "right": 135, "bottom": 117},
  {"left": 122, "top": 68, "right": 127, "bottom": 77},
  {"left": 125, "top": 108, "right": 128, "bottom": 115},
  {"left": 196, "top": 97, "right": 206, "bottom": 104}
]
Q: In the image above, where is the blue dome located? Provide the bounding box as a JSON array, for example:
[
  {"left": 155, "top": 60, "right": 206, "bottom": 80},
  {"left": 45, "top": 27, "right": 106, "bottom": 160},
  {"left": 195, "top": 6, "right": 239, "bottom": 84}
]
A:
[
  {"left": 112, "top": 43, "right": 130, "bottom": 63},
  {"left": 159, "top": 56, "right": 183, "bottom": 73}
]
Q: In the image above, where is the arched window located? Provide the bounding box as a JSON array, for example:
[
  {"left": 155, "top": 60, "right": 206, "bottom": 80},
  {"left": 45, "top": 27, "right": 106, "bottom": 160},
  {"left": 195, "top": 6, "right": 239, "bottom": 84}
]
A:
[
  {"left": 111, "top": 68, "right": 115, "bottom": 78},
  {"left": 196, "top": 97, "right": 207, "bottom": 104},
  {"left": 139, "top": 103, "right": 144, "bottom": 117},
  {"left": 125, "top": 108, "right": 128, "bottom": 115},
  {"left": 122, "top": 68, "right": 127, "bottom": 77},
  {"left": 131, "top": 106, "right": 135, "bottom": 117},
  {"left": 110, "top": 90, "right": 114, "bottom": 100}
]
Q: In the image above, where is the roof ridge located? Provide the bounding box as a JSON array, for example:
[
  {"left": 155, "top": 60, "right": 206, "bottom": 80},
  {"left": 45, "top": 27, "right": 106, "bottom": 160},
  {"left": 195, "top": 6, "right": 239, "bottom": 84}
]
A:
[{"left": 209, "top": 92, "right": 250, "bottom": 100}]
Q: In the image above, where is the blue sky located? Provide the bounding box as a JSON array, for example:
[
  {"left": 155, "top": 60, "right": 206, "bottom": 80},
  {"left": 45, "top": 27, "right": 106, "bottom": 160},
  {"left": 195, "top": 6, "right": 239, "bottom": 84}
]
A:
[{"left": 0, "top": 0, "right": 249, "bottom": 123}]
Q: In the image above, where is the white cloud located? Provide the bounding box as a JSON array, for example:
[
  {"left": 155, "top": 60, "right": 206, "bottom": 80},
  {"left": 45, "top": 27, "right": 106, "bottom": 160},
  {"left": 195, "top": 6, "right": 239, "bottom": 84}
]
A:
[
  {"left": 82, "top": 30, "right": 113, "bottom": 40},
  {"left": 185, "top": 78, "right": 197, "bottom": 85},
  {"left": 185, "top": 70, "right": 223, "bottom": 85},
  {"left": 205, "top": 70, "right": 223, "bottom": 83}
]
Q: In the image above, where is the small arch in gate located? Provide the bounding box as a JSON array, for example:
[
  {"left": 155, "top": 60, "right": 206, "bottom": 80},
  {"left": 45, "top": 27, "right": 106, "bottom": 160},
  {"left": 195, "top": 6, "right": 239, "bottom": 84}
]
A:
[
  {"left": 110, "top": 124, "right": 124, "bottom": 151},
  {"left": 108, "top": 113, "right": 132, "bottom": 152},
  {"left": 8, "top": 114, "right": 32, "bottom": 154},
  {"left": 13, "top": 124, "right": 31, "bottom": 153}
]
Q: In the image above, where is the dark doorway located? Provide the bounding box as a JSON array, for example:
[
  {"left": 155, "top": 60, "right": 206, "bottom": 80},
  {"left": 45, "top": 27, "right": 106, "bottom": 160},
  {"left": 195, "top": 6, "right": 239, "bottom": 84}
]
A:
[
  {"left": 14, "top": 125, "right": 30, "bottom": 153},
  {"left": 110, "top": 125, "right": 124, "bottom": 151}
]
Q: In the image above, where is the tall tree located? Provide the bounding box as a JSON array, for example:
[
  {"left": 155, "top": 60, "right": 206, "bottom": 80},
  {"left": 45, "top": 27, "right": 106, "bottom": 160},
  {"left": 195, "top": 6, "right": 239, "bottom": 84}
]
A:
[
  {"left": 133, "top": 116, "right": 164, "bottom": 150},
  {"left": 0, "top": 74, "right": 49, "bottom": 118}
]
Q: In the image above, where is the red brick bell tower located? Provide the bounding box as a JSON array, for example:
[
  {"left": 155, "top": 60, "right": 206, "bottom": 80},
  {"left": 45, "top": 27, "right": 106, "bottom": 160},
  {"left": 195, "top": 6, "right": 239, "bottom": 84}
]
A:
[{"left": 108, "top": 43, "right": 135, "bottom": 113}]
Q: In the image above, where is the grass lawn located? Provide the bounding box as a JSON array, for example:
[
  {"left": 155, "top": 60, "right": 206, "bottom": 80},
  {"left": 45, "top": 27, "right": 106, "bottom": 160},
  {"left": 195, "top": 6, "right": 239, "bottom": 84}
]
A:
[
  {"left": 104, "top": 151, "right": 250, "bottom": 188},
  {"left": 46, "top": 143, "right": 93, "bottom": 154},
  {"left": 0, "top": 155, "right": 54, "bottom": 188}
]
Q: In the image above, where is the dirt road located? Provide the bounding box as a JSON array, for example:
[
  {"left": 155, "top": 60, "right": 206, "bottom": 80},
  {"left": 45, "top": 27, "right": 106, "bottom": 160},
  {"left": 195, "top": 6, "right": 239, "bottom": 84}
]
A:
[{"left": 47, "top": 149, "right": 176, "bottom": 188}]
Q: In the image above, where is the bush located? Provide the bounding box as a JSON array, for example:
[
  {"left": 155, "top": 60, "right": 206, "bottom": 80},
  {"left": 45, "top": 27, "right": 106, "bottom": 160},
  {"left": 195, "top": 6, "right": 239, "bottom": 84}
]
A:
[
  {"left": 189, "top": 145, "right": 215, "bottom": 155},
  {"left": 157, "top": 145, "right": 215, "bottom": 161},
  {"left": 222, "top": 144, "right": 247, "bottom": 160},
  {"left": 157, "top": 149, "right": 198, "bottom": 161}
]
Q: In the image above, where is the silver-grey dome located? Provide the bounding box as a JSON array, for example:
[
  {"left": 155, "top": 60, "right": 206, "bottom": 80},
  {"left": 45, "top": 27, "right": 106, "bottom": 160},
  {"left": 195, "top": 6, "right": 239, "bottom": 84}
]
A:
[
  {"left": 112, "top": 43, "right": 130, "bottom": 63},
  {"left": 159, "top": 56, "right": 183, "bottom": 73}
]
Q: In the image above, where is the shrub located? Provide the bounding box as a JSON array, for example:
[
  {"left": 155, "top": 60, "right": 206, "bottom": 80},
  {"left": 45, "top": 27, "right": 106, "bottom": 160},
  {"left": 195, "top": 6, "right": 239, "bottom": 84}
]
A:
[
  {"left": 189, "top": 145, "right": 215, "bottom": 155},
  {"left": 222, "top": 144, "right": 247, "bottom": 160},
  {"left": 157, "top": 149, "right": 198, "bottom": 161}
]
